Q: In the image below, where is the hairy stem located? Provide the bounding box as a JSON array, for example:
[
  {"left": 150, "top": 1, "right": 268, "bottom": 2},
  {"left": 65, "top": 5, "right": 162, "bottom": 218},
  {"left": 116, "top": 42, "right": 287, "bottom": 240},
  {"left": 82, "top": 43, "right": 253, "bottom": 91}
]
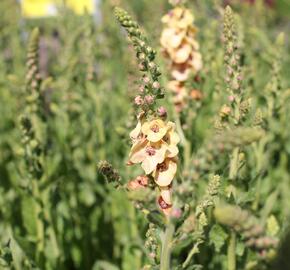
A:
[
  {"left": 229, "top": 147, "right": 239, "bottom": 180},
  {"left": 227, "top": 230, "right": 236, "bottom": 270},
  {"left": 32, "top": 179, "right": 45, "bottom": 266},
  {"left": 160, "top": 222, "right": 175, "bottom": 270}
]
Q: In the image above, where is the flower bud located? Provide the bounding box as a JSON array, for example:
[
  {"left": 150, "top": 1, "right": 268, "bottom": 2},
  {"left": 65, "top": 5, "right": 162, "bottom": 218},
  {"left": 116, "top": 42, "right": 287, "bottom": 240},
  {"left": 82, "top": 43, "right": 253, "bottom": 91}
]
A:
[
  {"left": 139, "top": 53, "right": 146, "bottom": 60},
  {"left": 152, "top": 81, "right": 160, "bottom": 89},
  {"left": 157, "top": 106, "right": 167, "bottom": 118},
  {"left": 220, "top": 105, "right": 231, "bottom": 117},
  {"left": 144, "top": 95, "right": 154, "bottom": 105},
  {"left": 139, "top": 63, "right": 146, "bottom": 71},
  {"left": 134, "top": 95, "right": 144, "bottom": 105},
  {"left": 190, "top": 89, "right": 203, "bottom": 100},
  {"left": 143, "top": 76, "right": 150, "bottom": 84},
  {"left": 171, "top": 208, "right": 182, "bottom": 219},
  {"left": 148, "top": 62, "right": 155, "bottom": 69}
]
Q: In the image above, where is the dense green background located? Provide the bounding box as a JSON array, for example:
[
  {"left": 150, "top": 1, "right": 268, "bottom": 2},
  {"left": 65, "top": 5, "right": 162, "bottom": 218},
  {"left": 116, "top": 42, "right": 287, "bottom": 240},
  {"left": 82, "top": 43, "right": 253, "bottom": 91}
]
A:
[{"left": 0, "top": 0, "right": 289, "bottom": 269}]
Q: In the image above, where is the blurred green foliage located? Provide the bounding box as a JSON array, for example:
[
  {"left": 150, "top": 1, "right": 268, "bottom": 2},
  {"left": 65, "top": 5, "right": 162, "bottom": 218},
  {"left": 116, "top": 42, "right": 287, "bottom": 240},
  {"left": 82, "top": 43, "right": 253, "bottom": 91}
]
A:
[{"left": 0, "top": 0, "right": 289, "bottom": 269}]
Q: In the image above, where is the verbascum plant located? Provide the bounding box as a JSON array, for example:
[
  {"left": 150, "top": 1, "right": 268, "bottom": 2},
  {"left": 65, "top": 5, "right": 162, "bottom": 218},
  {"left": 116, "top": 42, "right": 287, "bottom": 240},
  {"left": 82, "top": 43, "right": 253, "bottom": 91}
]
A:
[
  {"left": 18, "top": 28, "right": 46, "bottom": 268},
  {"left": 115, "top": 7, "right": 183, "bottom": 270},
  {"left": 115, "top": 7, "right": 180, "bottom": 216},
  {"left": 160, "top": 1, "right": 203, "bottom": 112}
]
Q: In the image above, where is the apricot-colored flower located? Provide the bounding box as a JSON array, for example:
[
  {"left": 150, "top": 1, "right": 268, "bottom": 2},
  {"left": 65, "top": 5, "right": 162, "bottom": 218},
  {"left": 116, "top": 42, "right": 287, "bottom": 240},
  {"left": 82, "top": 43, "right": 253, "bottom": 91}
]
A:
[
  {"left": 190, "top": 52, "right": 203, "bottom": 71},
  {"left": 158, "top": 194, "right": 172, "bottom": 216},
  {"left": 190, "top": 89, "right": 203, "bottom": 100},
  {"left": 130, "top": 120, "right": 142, "bottom": 141},
  {"left": 163, "top": 123, "right": 180, "bottom": 158},
  {"left": 171, "top": 63, "right": 191, "bottom": 82},
  {"left": 162, "top": 7, "right": 194, "bottom": 29},
  {"left": 153, "top": 158, "right": 177, "bottom": 187},
  {"left": 172, "top": 42, "right": 192, "bottom": 64},
  {"left": 129, "top": 113, "right": 145, "bottom": 141},
  {"left": 160, "top": 28, "right": 185, "bottom": 50},
  {"left": 141, "top": 119, "right": 169, "bottom": 143},
  {"left": 161, "top": 6, "right": 203, "bottom": 87},
  {"left": 160, "top": 186, "right": 172, "bottom": 205},
  {"left": 127, "top": 175, "right": 148, "bottom": 190},
  {"left": 129, "top": 140, "right": 167, "bottom": 174}
]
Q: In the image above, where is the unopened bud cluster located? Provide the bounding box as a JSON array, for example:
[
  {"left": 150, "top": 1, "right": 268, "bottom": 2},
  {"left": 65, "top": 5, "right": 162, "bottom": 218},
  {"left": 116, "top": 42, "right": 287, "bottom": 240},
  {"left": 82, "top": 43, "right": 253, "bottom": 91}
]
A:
[
  {"left": 115, "top": 7, "right": 164, "bottom": 114},
  {"left": 196, "top": 175, "right": 220, "bottom": 228},
  {"left": 145, "top": 223, "right": 158, "bottom": 264},
  {"left": 25, "top": 28, "right": 42, "bottom": 115},
  {"left": 20, "top": 116, "right": 43, "bottom": 179},
  {"left": 98, "top": 160, "right": 121, "bottom": 187},
  {"left": 223, "top": 6, "right": 242, "bottom": 96}
]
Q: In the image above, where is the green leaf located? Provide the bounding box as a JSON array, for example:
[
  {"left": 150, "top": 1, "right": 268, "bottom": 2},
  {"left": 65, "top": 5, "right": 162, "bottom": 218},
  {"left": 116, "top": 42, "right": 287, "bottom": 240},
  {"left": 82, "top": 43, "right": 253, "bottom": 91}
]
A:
[
  {"left": 21, "top": 195, "right": 38, "bottom": 237},
  {"left": 147, "top": 211, "right": 165, "bottom": 228},
  {"left": 209, "top": 224, "right": 228, "bottom": 252},
  {"left": 13, "top": 234, "right": 35, "bottom": 260},
  {"left": 236, "top": 240, "right": 245, "bottom": 257},
  {"left": 93, "top": 260, "right": 119, "bottom": 270}
]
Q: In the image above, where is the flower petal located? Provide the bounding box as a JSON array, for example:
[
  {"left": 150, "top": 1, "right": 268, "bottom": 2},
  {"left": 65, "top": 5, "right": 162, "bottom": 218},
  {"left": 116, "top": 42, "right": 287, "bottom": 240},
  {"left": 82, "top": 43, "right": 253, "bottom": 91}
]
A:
[
  {"left": 172, "top": 43, "right": 192, "bottom": 64},
  {"left": 160, "top": 186, "right": 172, "bottom": 204},
  {"left": 130, "top": 121, "right": 142, "bottom": 141},
  {"left": 153, "top": 159, "right": 177, "bottom": 187},
  {"left": 129, "top": 139, "right": 147, "bottom": 163}
]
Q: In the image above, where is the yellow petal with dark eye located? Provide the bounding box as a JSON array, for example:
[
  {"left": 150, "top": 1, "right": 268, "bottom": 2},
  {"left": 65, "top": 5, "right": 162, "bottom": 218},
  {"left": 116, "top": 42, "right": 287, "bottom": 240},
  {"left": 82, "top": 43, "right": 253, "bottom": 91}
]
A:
[
  {"left": 160, "top": 186, "right": 172, "bottom": 204},
  {"left": 129, "top": 140, "right": 147, "bottom": 163},
  {"left": 153, "top": 158, "right": 177, "bottom": 187}
]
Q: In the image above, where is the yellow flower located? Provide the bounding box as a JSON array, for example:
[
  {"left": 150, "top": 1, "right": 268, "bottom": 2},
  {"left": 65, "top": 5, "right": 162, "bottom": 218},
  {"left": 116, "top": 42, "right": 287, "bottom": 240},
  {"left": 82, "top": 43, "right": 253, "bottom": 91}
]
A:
[
  {"left": 129, "top": 140, "right": 167, "bottom": 174},
  {"left": 161, "top": 7, "right": 194, "bottom": 29},
  {"left": 190, "top": 52, "right": 203, "bottom": 72},
  {"left": 142, "top": 119, "right": 169, "bottom": 143},
  {"left": 160, "top": 28, "right": 185, "bottom": 50},
  {"left": 130, "top": 121, "right": 142, "bottom": 141},
  {"left": 160, "top": 186, "right": 172, "bottom": 205},
  {"left": 129, "top": 112, "right": 145, "bottom": 142},
  {"left": 171, "top": 42, "right": 192, "bottom": 64},
  {"left": 153, "top": 158, "right": 177, "bottom": 187},
  {"left": 158, "top": 190, "right": 172, "bottom": 216},
  {"left": 171, "top": 63, "right": 191, "bottom": 82},
  {"left": 163, "top": 122, "right": 180, "bottom": 158}
]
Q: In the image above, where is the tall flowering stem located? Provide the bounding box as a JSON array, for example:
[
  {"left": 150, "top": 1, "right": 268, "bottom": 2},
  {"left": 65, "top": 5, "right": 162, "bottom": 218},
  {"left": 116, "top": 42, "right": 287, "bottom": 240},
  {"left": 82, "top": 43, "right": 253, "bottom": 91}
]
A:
[
  {"left": 115, "top": 7, "right": 180, "bottom": 215},
  {"left": 115, "top": 7, "right": 164, "bottom": 116},
  {"left": 221, "top": 6, "right": 246, "bottom": 182},
  {"left": 222, "top": 6, "right": 244, "bottom": 269},
  {"left": 160, "top": 4, "right": 203, "bottom": 112},
  {"left": 21, "top": 28, "right": 45, "bottom": 267},
  {"left": 115, "top": 7, "right": 180, "bottom": 269}
]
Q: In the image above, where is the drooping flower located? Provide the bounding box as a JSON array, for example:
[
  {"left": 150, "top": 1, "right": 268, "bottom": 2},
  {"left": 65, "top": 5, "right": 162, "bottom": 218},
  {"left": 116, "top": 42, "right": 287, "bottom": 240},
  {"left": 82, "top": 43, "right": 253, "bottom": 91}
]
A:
[
  {"left": 163, "top": 123, "right": 180, "bottom": 158},
  {"left": 153, "top": 158, "right": 177, "bottom": 187},
  {"left": 127, "top": 175, "right": 149, "bottom": 190}
]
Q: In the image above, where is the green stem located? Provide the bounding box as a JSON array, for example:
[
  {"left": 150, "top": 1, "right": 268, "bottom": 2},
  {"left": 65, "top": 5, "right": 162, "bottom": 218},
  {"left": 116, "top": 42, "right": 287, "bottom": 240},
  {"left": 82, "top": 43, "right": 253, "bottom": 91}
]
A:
[
  {"left": 227, "top": 230, "right": 236, "bottom": 270},
  {"left": 160, "top": 222, "right": 175, "bottom": 270},
  {"left": 32, "top": 179, "right": 45, "bottom": 266},
  {"left": 95, "top": 92, "right": 106, "bottom": 160},
  {"left": 229, "top": 147, "right": 239, "bottom": 180},
  {"left": 182, "top": 240, "right": 202, "bottom": 268}
]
